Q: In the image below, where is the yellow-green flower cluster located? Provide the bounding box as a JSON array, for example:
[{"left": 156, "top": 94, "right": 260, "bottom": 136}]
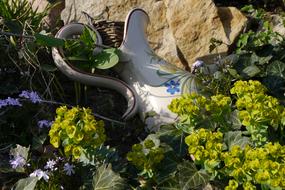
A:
[
  {"left": 49, "top": 106, "right": 106, "bottom": 159},
  {"left": 230, "top": 80, "right": 267, "bottom": 97},
  {"left": 185, "top": 129, "right": 224, "bottom": 171},
  {"left": 127, "top": 139, "right": 164, "bottom": 177},
  {"left": 168, "top": 93, "right": 231, "bottom": 129},
  {"left": 231, "top": 80, "right": 284, "bottom": 145},
  {"left": 222, "top": 142, "right": 285, "bottom": 189},
  {"left": 185, "top": 129, "right": 285, "bottom": 189}
]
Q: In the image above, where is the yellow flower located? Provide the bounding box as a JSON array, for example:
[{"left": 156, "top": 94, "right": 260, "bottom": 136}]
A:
[
  {"left": 66, "top": 125, "right": 76, "bottom": 138},
  {"left": 72, "top": 146, "right": 82, "bottom": 159},
  {"left": 50, "top": 136, "right": 60, "bottom": 148}
]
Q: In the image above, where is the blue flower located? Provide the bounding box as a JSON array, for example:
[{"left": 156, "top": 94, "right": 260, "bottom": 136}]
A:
[
  {"left": 19, "top": 90, "right": 41, "bottom": 103},
  {"left": 165, "top": 80, "right": 180, "bottom": 95},
  {"left": 30, "top": 169, "right": 49, "bottom": 182},
  {"left": 64, "top": 163, "right": 75, "bottom": 176},
  {"left": 38, "top": 120, "right": 53, "bottom": 129},
  {"left": 10, "top": 155, "right": 26, "bottom": 169},
  {"left": 0, "top": 97, "right": 22, "bottom": 109}
]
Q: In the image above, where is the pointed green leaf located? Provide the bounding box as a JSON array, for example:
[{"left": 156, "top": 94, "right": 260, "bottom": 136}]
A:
[
  {"left": 92, "top": 164, "right": 126, "bottom": 190},
  {"left": 14, "top": 177, "right": 38, "bottom": 190},
  {"left": 224, "top": 131, "right": 250, "bottom": 150},
  {"left": 35, "top": 33, "right": 65, "bottom": 47},
  {"left": 178, "top": 161, "right": 210, "bottom": 190},
  {"left": 242, "top": 65, "right": 261, "bottom": 77}
]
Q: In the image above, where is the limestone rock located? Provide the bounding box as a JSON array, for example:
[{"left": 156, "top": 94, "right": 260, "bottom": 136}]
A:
[
  {"left": 218, "top": 7, "right": 248, "bottom": 44},
  {"left": 61, "top": 0, "right": 247, "bottom": 68},
  {"left": 61, "top": 0, "right": 183, "bottom": 68}
]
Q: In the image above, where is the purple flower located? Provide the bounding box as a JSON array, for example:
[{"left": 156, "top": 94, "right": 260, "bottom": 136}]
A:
[
  {"left": 5, "top": 97, "right": 22, "bottom": 106},
  {"left": 19, "top": 90, "right": 42, "bottom": 103},
  {"left": 165, "top": 80, "right": 180, "bottom": 95},
  {"left": 0, "top": 99, "right": 8, "bottom": 108},
  {"left": 0, "top": 97, "right": 22, "bottom": 109},
  {"left": 44, "top": 159, "right": 57, "bottom": 171},
  {"left": 63, "top": 163, "right": 75, "bottom": 176},
  {"left": 30, "top": 169, "right": 49, "bottom": 182},
  {"left": 10, "top": 155, "right": 26, "bottom": 169},
  {"left": 38, "top": 120, "right": 53, "bottom": 129}
]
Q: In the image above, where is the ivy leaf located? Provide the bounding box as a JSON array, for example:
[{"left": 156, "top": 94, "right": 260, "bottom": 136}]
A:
[
  {"left": 156, "top": 124, "right": 187, "bottom": 157},
  {"left": 14, "top": 177, "right": 38, "bottom": 190},
  {"left": 93, "top": 48, "right": 119, "bottom": 69},
  {"left": 35, "top": 33, "right": 65, "bottom": 47},
  {"left": 80, "top": 146, "right": 119, "bottom": 167},
  {"left": 266, "top": 61, "right": 285, "bottom": 78},
  {"left": 228, "top": 110, "right": 242, "bottom": 130},
  {"left": 242, "top": 65, "right": 261, "bottom": 77},
  {"left": 224, "top": 131, "right": 250, "bottom": 150},
  {"left": 156, "top": 151, "right": 180, "bottom": 184},
  {"left": 157, "top": 176, "right": 181, "bottom": 190},
  {"left": 92, "top": 164, "right": 126, "bottom": 190},
  {"left": 178, "top": 161, "right": 210, "bottom": 190}
]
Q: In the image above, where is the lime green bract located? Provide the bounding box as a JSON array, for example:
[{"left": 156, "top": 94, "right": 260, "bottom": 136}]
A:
[{"left": 49, "top": 106, "right": 106, "bottom": 160}]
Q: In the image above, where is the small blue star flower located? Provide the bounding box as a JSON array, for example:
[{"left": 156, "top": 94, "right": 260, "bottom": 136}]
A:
[{"left": 165, "top": 80, "right": 180, "bottom": 95}]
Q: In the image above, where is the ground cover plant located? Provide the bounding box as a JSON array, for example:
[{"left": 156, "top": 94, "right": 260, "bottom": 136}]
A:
[{"left": 1, "top": 0, "right": 285, "bottom": 190}]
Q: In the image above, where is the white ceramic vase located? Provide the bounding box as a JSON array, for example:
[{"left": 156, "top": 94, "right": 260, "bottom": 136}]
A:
[{"left": 117, "top": 9, "right": 200, "bottom": 129}]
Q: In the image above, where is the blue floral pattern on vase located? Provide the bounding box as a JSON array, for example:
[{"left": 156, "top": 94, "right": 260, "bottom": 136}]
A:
[{"left": 165, "top": 80, "right": 180, "bottom": 95}]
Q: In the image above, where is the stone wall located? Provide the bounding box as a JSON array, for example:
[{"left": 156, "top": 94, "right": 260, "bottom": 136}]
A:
[{"left": 33, "top": 0, "right": 248, "bottom": 68}]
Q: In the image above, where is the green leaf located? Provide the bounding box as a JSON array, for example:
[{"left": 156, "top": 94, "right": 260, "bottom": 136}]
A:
[
  {"left": 80, "top": 27, "right": 97, "bottom": 47},
  {"left": 242, "top": 65, "right": 261, "bottom": 77},
  {"left": 10, "top": 144, "right": 29, "bottom": 160},
  {"left": 92, "top": 164, "right": 126, "bottom": 190},
  {"left": 35, "top": 33, "right": 65, "bottom": 47},
  {"left": 32, "top": 134, "right": 47, "bottom": 150},
  {"left": 157, "top": 176, "right": 181, "bottom": 190},
  {"left": 266, "top": 61, "right": 285, "bottom": 78},
  {"left": 157, "top": 151, "right": 180, "bottom": 184},
  {"left": 40, "top": 64, "right": 57, "bottom": 72},
  {"left": 80, "top": 146, "right": 119, "bottom": 167},
  {"left": 156, "top": 124, "right": 187, "bottom": 157},
  {"left": 93, "top": 48, "right": 119, "bottom": 69},
  {"left": 178, "top": 161, "right": 210, "bottom": 190},
  {"left": 224, "top": 131, "right": 251, "bottom": 150},
  {"left": 228, "top": 110, "right": 242, "bottom": 130},
  {"left": 14, "top": 177, "right": 38, "bottom": 190}
]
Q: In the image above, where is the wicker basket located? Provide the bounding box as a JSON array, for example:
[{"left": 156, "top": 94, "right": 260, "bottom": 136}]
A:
[{"left": 92, "top": 20, "right": 125, "bottom": 48}]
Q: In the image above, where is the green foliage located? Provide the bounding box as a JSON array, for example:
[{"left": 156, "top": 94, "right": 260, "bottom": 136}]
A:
[
  {"left": 0, "top": 0, "right": 50, "bottom": 33},
  {"left": 185, "top": 128, "right": 285, "bottom": 189},
  {"left": 177, "top": 161, "right": 210, "bottom": 190},
  {"left": 49, "top": 106, "right": 106, "bottom": 160},
  {"left": 231, "top": 80, "right": 285, "bottom": 146},
  {"left": 14, "top": 177, "right": 38, "bottom": 190},
  {"left": 36, "top": 26, "right": 120, "bottom": 71},
  {"left": 92, "top": 164, "right": 126, "bottom": 190},
  {"left": 126, "top": 135, "right": 165, "bottom": 178},
  {"left": 170, "top": 80, "right": 285, "bottom": 146}
]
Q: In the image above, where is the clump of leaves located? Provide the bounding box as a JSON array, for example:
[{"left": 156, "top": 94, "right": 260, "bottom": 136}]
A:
[{"left": 36, "top": 26, "right": 120, "bottom": 72}]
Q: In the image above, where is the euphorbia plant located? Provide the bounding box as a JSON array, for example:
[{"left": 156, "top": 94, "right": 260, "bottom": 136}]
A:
[{"left": 49, "top": 106, "right": 106, "bottom": 160}]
